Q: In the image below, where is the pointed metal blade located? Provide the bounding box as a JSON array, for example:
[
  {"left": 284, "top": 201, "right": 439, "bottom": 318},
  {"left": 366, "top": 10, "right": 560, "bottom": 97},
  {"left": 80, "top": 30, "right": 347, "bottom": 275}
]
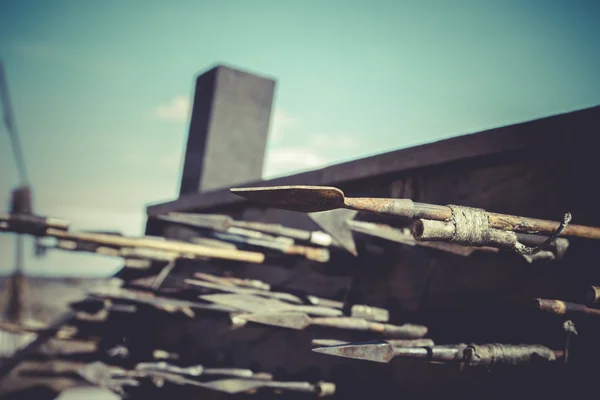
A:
[
  {"left": 230, "top": 186, "right": 345, "bottom": 213},
  {"left": 309, "top": 209, "right": 358, "bottom": 256},
  {"left": 194, "top": 378, "right": 265, "bottom": 393},
  {"left": 158, "top": 213, "right": 228, "bottom": 231},
  {"left": 201, "top": 294, "right": 342, "bottom": 317},
  {"left": 186, "top": 279, "right": 303, "bottom": 304},
  {"left": 312, "top": 341, "right": 394, "bottom": 363},
  {"left": 243, "top": 312, "right": 312, "bottom": 330}
]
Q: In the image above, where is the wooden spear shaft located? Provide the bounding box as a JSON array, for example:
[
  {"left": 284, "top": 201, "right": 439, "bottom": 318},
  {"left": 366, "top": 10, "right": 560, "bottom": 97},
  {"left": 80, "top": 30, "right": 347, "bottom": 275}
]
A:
[
  {"left": 45, "top": 228, "right": 265, "bottom": 264},
  {"left": 230, "top": 186, "right": 600, "bottom": 240},
  {"left": 343, "top": 197, "right": 600, "bottom": 240}
]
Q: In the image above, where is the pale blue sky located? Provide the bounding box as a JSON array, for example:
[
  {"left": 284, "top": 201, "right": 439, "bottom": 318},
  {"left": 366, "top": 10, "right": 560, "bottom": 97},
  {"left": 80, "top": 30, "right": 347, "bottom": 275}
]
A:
[{"left": 1, "top": 0, "right": 599, "bottom": 277}]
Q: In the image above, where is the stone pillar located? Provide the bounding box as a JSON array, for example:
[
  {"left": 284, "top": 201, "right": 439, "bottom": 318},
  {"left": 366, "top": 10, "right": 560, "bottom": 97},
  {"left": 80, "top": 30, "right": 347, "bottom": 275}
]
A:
[{"left": 179, "top": 64, "right": 276, "bottom": 194}]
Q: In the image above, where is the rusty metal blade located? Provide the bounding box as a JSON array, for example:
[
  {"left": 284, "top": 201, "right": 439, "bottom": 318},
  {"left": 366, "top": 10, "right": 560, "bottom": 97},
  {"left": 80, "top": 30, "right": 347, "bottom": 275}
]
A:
[
  {"left": 308, "top": 209, "right": 359, "bottom": 256},
  {"left": 200, "top": 294, "right": 343, "bottom": 317},
  {"left": 312, "top": 341, "right": 395, "bottom": 363},
  {"left": 185, "top": 279, "right": 303, "bottom": 304},
  {"left": 189, "top": 378, "right": 265, "bottom": 393},
  {"left": 161, "top": 212, "right": 230, "bottom": 231},
  {"left": 242, "top": 312, "right": 312, "bottom": 330},
  {"left": 230, "top": 186, "right": 345, "bottom": 213}
]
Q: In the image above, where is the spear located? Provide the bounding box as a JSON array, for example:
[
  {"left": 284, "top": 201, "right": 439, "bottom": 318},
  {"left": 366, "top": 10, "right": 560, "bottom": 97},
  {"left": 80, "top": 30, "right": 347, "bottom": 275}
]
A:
[
  {"left": 134, "top": 361, "right": 272, "bottom": 380},
  {"left": 88, "top": 286, "right": 237, "bottom": 317},
  {"left": 239, "top": 311, "right": 428, "bottom": 338},
  {"left": 184, "top": 278, "right": 305, "bottom": 304},
  {"left": 231, "top": 185, "right": 600, "bottom": 240},
  {"left": 161, "top": 212, "right": 335, "bottom": 247},
  {"left": 536, "top": 298, "right": 600, "bottom": 318},
  {"left": 193, "top": 272, "right": 271, "bottom": 291},
  {"left": 211, "top": 231, "right": 330, "bottom": 262},
  {"left": 312, "top": 341, "right": 559, "bottom": 367},
  {"left": 312, "top": 338, "right": 435, "bottom": 347},
  {"left": 1, "top": 213, "right": 266, "bottom": 264},
  {"left": 83, "top": 362, "right": 334, "bottom": 396},
  {"left": 200, "top": 294, "right": 343, "bottom": 317}
]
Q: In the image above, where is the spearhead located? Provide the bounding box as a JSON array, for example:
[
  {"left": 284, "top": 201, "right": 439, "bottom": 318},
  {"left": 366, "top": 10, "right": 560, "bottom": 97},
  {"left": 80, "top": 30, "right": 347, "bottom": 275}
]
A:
[
  {"left": 241, "top": 312, "right": 312, "bottom": 330},
  {"left": 230, "top": 186, "right": 345, "bottom": 213},
  {"left": 200, "top": 294, "right": 343, "bottom": 317},
  {"left": 312, "top": 341, "right": 459, "bottom": 363},
  {"left": 313, "top": 341, "right": 396, "bottom": 363}
]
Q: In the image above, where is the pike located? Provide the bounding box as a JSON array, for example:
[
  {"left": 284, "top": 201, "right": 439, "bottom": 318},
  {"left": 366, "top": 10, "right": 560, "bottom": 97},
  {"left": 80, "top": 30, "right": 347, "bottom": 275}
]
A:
[
  {"left": 212, "top": 231, "right": 330, "bottom": 263},
  {"left": 134, "top": 361, "right": 272, "bottom": 380},
  {"left": 83, "top": 362, "right": 334, "bottom": 396},
  {"left": 184, "top": 278, "right": 304, "bottom": 304},
  {"left": 144, "top": 375, "right": 335, "bottom": 396},
  {"left": 347, "top": 219, "right": 500, "bottom": 256},
  {"left": 159, "top": 213, "right": 293, "bottom": 245},
  {"left": 159, "top": 212, "right": 335, "bottom": 248},
  {"left": 312, "top": 341, "right": 559, "bottom": 367},
  {"left": 1, "top": 212, "right": 266, "bottom": 263},
  {"left": 312, "top": 338, "right": 435, "bottom": 347},
  {"left": 231, "top": 185, "right": 600, "bottom": 240},
  {"left": 191, "top": 273, "right": 389, "bottom": 321},
  {"left": 536, "top": 298, "right": 600, "bottom": 318},
  {"left": 194, "top": 272, "right": 271, "bottom": 291},
  {"left": 240, "top": 311, "right": 428, "bottom": 338},
  {"left": 178, "top": 378, "right": 335, "bottom": 396},
  {"left": 201, "top": 294, "right": 343, "bottom": 317},
  {"left": 88, "top": 286, "right": 237, "bottom": 317}
]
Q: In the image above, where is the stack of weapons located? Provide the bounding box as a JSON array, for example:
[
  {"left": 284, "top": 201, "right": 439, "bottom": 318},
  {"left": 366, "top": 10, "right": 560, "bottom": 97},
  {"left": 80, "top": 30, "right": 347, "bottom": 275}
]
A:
[{"left": 2, "top": 184, "right": 600, "bottom": 399}]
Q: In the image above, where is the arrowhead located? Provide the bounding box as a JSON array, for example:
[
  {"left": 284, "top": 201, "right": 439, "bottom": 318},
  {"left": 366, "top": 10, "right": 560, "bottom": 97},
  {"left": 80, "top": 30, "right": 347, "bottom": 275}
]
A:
[
  {"left": 309, "top": 209, "right": 358, "bottom": 256},
  {"left": 243, "top": 312, "right": 311, "bottom": 330},
  {"left": 230, "top": 186, "right": 345, "bottom": 213},
  {"left": 312, "top": 341, "right": 394, "bottom": 363},
  {"left": 199, "top": 379, "right": 264, "bottom": 394}
]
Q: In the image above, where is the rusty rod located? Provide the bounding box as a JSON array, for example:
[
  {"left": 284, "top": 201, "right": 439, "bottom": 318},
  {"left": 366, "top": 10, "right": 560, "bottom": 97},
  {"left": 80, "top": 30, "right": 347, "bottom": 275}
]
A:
[{"left": 231, "top": 186, "right": 600, "bottom": 240}]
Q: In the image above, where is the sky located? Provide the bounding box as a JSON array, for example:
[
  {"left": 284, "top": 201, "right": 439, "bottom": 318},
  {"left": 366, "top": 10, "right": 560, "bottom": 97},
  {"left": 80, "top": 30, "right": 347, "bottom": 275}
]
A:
[{"left": 0, "top": 0, "right": 599, "bottom": 278}]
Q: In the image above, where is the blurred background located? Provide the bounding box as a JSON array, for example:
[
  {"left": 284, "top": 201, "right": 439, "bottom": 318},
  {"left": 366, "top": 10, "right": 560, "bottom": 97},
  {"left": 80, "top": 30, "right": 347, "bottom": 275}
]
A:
[{"left": 1, "top": 0, "right": 599, "bottom": 278}]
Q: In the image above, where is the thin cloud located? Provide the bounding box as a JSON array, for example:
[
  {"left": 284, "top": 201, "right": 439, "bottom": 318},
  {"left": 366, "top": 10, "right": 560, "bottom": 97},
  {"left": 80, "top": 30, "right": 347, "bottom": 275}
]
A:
[
  {"left": 270, "top": 109, "right": 297, "bottom": 140},
  {"left": 308, "top": 133, "right": 361, "bottom": 150},
  {"left": 155, "top": 96, "right": 191, "bottom": 122},
  {"left": 263, "top": 147, "right": 327, "bottom": 179}
]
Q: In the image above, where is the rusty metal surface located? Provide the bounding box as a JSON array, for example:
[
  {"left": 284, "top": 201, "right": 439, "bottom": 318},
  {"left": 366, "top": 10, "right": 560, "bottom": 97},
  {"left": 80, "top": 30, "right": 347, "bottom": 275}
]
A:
[
  {"left": 230, "top": 186, "right": 346, "bottom": 213},
  {"left": 308, "top": 209, "right": 359, "bottom": 256},
  {"left": 200, "top": 294, "right": 343, "bottom": 317},
  {"left": 536, "top": 299, "right": 600, "bottom": 317}
]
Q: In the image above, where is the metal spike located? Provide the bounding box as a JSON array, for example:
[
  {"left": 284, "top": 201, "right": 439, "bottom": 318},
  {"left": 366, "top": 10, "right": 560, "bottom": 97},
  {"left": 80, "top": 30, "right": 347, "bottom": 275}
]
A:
[
  {"left": 185, "top": 278, "right": 303, "bottom": 304},
  {"left": 242, "top": 312, "right": 312, "bottom": 330},
  {"left": 312, "top": 341, "right": 397, "bottom": 363},
  {"left": 200, "top": 294, "right": 343, "bottom": 317},
  {"left": 308, "top": 209, "right": 359, "bottom": 256},
  {"left": 231, "top": 186, "right": 345, "bottom": 213}
]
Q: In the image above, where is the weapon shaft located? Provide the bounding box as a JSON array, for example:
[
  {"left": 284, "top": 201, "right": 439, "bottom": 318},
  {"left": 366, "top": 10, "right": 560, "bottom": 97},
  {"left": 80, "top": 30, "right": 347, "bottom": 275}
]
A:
[
  {"left": 537, "top": 298, "right": 600, "bottom": 317},
  {"left": 184, "top": 279, "right": 303, "bottom": 304},
  {"left": 310, "top": 317, "right": 427, "bottom": 338},
  {"left": 45, "top": 228, "right": 264, "bottom": 263},
  {"left": 345, "top": 197, "right": 600, "bottom": 239}
]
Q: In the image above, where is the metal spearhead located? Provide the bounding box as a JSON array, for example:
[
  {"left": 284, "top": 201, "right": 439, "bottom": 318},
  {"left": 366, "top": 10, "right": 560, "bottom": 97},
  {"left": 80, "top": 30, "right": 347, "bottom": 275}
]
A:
[
  {"left": 241, "top": 311, "right": 312, "bottom": 330},
  {"left": 231, "top": 186, "right": 345, "bottom": 213},
  {"left": 308, "top": 209, "right": 359, "bottom": 256},
  {"left": 200, "top": 294, "right": 343, "bottom": 317},
  {"left": 159, "top": 212, "right": 230, "bottom": 231},
  {"left": 185, "top": 278, "right": 303, "bottom": 304},
  {"left": 313, "top": 341, "right": 396, "bottom": 363},
  {"left": 193, "top": 378, "right": 266, "bottom": 394},
  {"left": 312, "top": 338, "right": 435, "bottom": 347}
]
